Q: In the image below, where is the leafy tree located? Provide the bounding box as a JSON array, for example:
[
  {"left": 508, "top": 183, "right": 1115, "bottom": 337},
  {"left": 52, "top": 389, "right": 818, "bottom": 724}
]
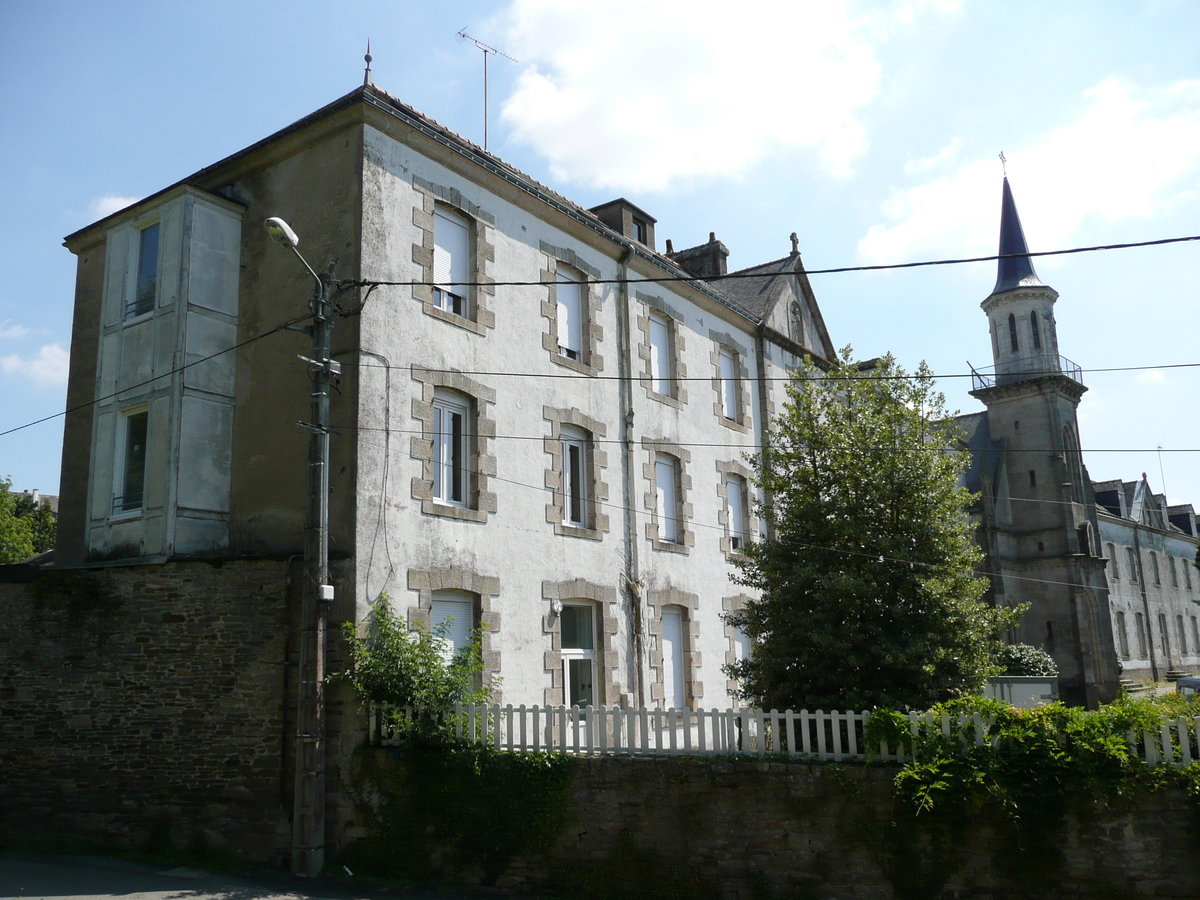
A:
[
  {"left": 725, "top": 350, "right": 1023, "bottom": 712},
  {"left": 0, "top": 477, "right": 56, "bottom": 564}
]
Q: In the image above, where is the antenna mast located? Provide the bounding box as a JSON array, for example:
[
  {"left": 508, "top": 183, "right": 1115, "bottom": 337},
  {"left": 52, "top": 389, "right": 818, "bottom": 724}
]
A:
[{"left": 457, "top": 29, "right": 516, "bottom": 151}]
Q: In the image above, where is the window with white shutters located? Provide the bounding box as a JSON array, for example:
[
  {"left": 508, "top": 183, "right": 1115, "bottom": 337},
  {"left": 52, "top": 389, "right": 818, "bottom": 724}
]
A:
[
  {"left": 655, "top": 454, "right": 679, "bottom": 543},
  {"left": 649, "top": 311, "right": 671, "bottom": 396},
  {"left": 433, "top": 390, "right": 470, "bottom": 507},
  {"left": 661, "top": 606, "right": 686, "bottom": 710},
  {"left": 556, "top": 269, "right": 584, "bottom": 361},
  {"left": 719, "top": 348, "right": 738, "bottom": 421},
  {"left": 433, "top": 207, "right": 470, "bottom": 316},
  {"left": 727, "top": 475, "right": 747, "bottom": 552},
  {"left": 561, "top": 425, "right": 589, "bottom": 528},
  {"left": 431, "top": 590, "right": 475, "bottom": 665}
]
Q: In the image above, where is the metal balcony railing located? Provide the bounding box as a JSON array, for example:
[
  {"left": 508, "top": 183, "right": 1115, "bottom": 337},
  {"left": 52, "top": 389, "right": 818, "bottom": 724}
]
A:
[{"left": 970, "top": 354, "right": 1083, "bottom": 391}]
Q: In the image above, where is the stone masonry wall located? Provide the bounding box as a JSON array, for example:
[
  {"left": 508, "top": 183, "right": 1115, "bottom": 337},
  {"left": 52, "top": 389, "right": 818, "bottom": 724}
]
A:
[{"left": 0, "top": 560, "right": 298, "bottom": 860}]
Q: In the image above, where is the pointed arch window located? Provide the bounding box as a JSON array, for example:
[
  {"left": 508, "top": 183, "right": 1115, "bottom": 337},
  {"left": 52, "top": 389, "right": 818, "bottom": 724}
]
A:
[
  {"left": 1008, "top": 314, "right": 1019, "bottom": 352},
  {"left": 1030, "top": 310, "right": 1042, "bottom": 349}
]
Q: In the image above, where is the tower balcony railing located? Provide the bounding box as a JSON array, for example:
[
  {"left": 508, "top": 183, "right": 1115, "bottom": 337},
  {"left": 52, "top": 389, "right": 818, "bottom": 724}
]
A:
[{"left": 969, "top": 354, "right": 1083, "bottom": 391}]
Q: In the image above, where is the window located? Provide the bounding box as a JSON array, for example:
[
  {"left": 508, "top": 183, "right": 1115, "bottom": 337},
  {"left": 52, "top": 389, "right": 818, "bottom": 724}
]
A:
[
  {"left": 561, "top": 425, "right": 590, "bottom": 528},
  {"left": 1178, "top": 615, "right": 1188, "bottom": 656},
  {"left": 1028, "top": 469, "right": 1037, "bottom": 488},
  {"left": 655, "top": 453, "right": 680, "bottom": 543},
  {"left": 561, "top": 603, "right": 596, "bottom": 708},
  {"left": 1192, "top": 617, "right": 1199, "bottom": 653},
  {"left": 1150, "top": 552, "right": 1161, "bottom": 585},
  {"left": 726, "top": 475, "right": 748, "bottom": 552},
  {"left": 1008, "top": 313, "right": 1018, "bottom": 352},
  {"left": 431, "top": 590, "right": 476, "bottom": 665},
  {"left": 661, "top": 606, "right": 686, "bottom": 710},
  {"left": 632, "top": 217, "right": 648, "bottom": 245},
  {"left": 1159, "top": 613, "right": 1171, "bottom": 659},
  {"left": 113, "top": 408, "right": 148, "bottom": 515},
  {"left": 555, "top": 268, "right": 584, "bottom": 361},
  {"left": 1127, "top": 547, "right": 1138, "bottom": 583},
  {"left": 719, "top": 348, "right": 739, "bottom": 421},
  {"left": 433, "top": 207, "right": 470, "bottom": 317},
  {"left": 432, "top": 390, "right": 470, "bottom": 507},
  {"left": 127, "top": 223, "right": 159, "bottom": 319},
  {"left": 1134, "top": 612, "right": 1147, "bottom": 657},
  {"left": 1107, "top": 543, "right": 1119, "bottom": 579},
  {"left": 1186, "top": 562, "right": 1193, "bottom": 591},
  {"left": 1115, "top": 611, "right": 1130, "bottom": 658},
  {"left": 1169, "top": 556, "right": 1179, "bottom": 587},
  {"left": 649, "top": 311, "right": 672, "bottom": 396},
  {"left": 1030, "top": 310, "right": 1041, "bottom": 349}
]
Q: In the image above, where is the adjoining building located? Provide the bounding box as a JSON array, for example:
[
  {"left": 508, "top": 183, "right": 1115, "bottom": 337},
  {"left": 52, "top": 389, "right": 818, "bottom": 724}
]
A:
[{"left": 961, "top": 178, "right": 1198, "bottom": 706}]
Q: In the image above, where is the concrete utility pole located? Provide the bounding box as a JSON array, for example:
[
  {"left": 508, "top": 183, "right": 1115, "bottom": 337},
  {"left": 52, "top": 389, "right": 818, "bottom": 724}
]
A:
[{"left": 264, "top": 217, "right": 339, "bottom": 877}]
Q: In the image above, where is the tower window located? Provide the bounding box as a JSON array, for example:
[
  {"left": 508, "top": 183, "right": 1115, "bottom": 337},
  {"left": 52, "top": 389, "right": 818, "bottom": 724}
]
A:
[
  {"left": 1029, "top": 469, "right": 1037, "bottom": 488},
  {"left": 1008, "top": 313, "right": 1019, "bottom": 352},
  {"left": 1031, "top": 310, "right": 1041, "bottom": 349}
]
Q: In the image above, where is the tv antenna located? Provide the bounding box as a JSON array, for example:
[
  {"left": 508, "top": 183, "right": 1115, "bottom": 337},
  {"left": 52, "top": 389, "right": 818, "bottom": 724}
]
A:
[{"left": 457, "top": 29, "right": 517, "bottom": 151}]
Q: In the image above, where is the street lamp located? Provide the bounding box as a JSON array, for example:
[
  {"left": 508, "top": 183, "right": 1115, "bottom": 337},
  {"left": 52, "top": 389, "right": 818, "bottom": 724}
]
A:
[{"left": 265, "top": 216, "right": 335, "bottom": 878}]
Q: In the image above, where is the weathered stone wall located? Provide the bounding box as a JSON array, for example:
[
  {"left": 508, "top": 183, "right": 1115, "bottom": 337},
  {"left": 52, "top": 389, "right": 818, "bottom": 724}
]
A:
[
  {"left": 353, "top": 750, "right": 1200, "bottom": 900},
  {"left": 0, "top": 560, "right": 298, "bottom": 860}
]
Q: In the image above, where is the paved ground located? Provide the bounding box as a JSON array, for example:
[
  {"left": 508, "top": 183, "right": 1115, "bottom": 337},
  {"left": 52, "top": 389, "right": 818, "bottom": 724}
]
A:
[{"left": 0, "top": 853, "right": 479, "bottom": 900}]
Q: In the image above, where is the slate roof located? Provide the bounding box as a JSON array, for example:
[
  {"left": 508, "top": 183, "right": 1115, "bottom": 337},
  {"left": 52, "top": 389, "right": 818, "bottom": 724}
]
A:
[
  {"left": 990, "top": 177, "right": 1047, "bottom": 297},
  {"left": 952, "top": 411, "right": 1001, "bottom": 499},
  {"left": 709, "top": 254, "right": 798, "bottom": 320}
]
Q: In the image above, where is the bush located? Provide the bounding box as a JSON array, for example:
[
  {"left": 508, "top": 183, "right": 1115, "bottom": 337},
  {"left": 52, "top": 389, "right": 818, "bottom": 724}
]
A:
[{"left": 993, "top": 642, "right": 1058, "bottom": 677}]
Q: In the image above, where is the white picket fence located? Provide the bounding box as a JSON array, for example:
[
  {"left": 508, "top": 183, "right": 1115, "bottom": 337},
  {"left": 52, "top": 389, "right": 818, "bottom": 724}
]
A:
[{"left": 370, "top": 703, "right": 1200, "bottom": 768}]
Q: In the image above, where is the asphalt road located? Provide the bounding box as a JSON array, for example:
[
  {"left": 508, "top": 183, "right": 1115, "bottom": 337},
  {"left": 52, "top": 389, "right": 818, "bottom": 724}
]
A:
[{"left": 0, "top": 853, "right": 477, "bottom": 900}]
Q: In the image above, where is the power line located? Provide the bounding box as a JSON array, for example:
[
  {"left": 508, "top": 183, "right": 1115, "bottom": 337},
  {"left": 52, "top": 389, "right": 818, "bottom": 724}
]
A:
[{"left": 338, "top": 233, "right": 1200, "bottom": 291}]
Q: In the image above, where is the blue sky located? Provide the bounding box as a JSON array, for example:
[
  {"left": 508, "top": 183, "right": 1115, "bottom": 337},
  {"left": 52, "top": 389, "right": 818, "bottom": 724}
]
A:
[{"left": 2, "top": 0, "right": 1198, "bottom": 507}]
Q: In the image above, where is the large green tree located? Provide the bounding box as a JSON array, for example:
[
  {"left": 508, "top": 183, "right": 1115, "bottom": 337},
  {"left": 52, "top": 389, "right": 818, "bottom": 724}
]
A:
[
  {"left": 0, "top": 477, "right": 57, "bottom": 564},
  {"left": 725, "top": 350, "right": 1022, "bottom": 712}
]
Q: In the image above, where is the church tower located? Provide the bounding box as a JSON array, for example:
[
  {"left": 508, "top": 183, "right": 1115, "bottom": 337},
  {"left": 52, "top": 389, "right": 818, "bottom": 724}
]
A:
[{"left": 969, "top": 178, "right": 1120, "bottom": 707}]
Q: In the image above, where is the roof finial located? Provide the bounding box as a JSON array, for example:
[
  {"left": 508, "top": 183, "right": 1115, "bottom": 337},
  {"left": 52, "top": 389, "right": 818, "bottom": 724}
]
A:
[
  {"left": 999, "top": 150, "right": 1007, "bottom": 177},
  {"left": 363, "top": 39, "right": 373, "bottom": 86},
  {"left": 790, "top": 232, "right": 799, "bottom": 255}
]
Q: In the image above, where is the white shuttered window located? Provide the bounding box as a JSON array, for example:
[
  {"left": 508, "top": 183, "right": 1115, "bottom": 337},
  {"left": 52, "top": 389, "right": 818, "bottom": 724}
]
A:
[
  {"left": 655, "top": 454, "right": 679, "bottom": 543},
  {"left": 556, "top": 269, "right": 584, "bottom": 360},
  {"left": 661, "top": 607, "right": 686, "bottom": 709},
  {"left": 727, "top": 476, "right": 747, "bottom": 551},
  {"left": 719, "top": 348, "right": 738, "bottom": 420},
  {"left": 433, "top": 208, "right": 470, "bottom": 316},
  {"left": 431, "top": 590, "right": 475, "bottom": 665},
  {"left": 649, "top": 311, "right": 671, "bottom": 395}
]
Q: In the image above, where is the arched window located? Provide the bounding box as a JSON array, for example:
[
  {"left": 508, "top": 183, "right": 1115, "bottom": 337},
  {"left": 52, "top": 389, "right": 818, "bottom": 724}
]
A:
[
  {"left": 1150, "top": 552, "right": 1161, "bottom": 585},
  {"left": 1114, "top": 611, "right": 1130, "bottom": 658},
  {"left": 1008, "top": 313, "right": 1019, "bottom": 352},
  {"left": 1030, "top": 310, "right": 1042, "bottom": 349}
]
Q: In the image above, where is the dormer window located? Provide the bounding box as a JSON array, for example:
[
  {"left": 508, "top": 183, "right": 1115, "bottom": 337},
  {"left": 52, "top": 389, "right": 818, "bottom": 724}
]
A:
[{"left": 632, "top": 217, "right": 648, "bottom": 244}]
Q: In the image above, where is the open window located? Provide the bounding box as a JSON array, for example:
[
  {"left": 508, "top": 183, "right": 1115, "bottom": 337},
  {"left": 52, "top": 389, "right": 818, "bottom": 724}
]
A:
[
  {"left": 726, "top": 474, "right": 748, "bottom": 553},
  {"left": 433, "top": 207, "right": 470, "bottom": 317},
  {"left": 113, "top": 407, "right": 149, "bottom": 515},
  {"left": 556, "top": 268, "right": 584, "bottom": 362}
]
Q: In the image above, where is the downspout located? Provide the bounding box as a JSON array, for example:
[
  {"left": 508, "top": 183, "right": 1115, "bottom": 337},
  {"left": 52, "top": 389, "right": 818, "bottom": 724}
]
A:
[
  {"left": 1132, "top": 524, "right": 1159, "bottom": 682},
  {"left": 616, "top": 242, "right": 644, "bottom": 707}
]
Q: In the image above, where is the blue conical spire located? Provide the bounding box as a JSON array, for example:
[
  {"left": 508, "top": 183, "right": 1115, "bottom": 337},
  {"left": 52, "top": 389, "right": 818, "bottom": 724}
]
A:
[{"left": 990, "top": 177, "right": 1045, "bottom": 297}]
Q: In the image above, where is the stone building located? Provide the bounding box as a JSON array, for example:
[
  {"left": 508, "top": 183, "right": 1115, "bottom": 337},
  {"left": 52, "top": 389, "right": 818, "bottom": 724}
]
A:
[
  {"left": 960, "top": 177, "right": 1197, "bottom": 705},
  {"left": 54, "top": 80, "right": 834, "bottom": 715}
]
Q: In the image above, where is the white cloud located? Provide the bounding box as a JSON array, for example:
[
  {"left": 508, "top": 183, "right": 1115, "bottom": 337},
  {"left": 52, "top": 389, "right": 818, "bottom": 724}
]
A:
[
  {"left": 1, "top": 343, "right": 70, "bottom": 387},
  {"left": 0, "top": 321, "right": 32, "bottom": 340},
  {"left": 858, "top": 78, "right": 1200, "bottom": 263},
  {"left": 1134, "top": 370, "right": 1168, "bottom": 386},
  {"left": 904, "top": 138, "right": 961, "bottom": 175},
  {"left": 497, "top": 0, "right": 958, "bottom": 192},
  {"left": 89, "top": 194, "right": 141, "bottom": 219}
]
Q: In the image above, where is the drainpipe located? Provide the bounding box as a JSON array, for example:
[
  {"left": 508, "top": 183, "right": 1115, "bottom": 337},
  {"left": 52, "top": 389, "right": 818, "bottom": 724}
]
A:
[
  {"left": 1132, "top": 524, "right": 1159, "bottom": 682},
  {"left": 616, "top": 242, "right": 643, "bottom": 707}
]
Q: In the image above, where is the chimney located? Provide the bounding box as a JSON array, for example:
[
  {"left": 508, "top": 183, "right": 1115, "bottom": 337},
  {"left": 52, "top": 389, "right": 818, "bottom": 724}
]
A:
[{"left": 666, "top": 233, "right": 729, "bottom": 279}]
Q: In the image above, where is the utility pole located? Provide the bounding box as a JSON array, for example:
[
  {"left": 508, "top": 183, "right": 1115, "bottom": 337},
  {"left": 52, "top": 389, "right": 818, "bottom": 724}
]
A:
[{"left": 263, "top": 217, "right": 338, "bottom": 878}]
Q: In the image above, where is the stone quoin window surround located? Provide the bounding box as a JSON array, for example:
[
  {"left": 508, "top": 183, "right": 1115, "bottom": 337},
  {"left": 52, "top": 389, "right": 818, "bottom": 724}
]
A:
[
  {"left": 636, "top": 293, "right": 688, "bottom": 407},
  {"left": 542, "top": 406, "right": 610, "bottom": 540},
  {"left": 410, "top": 367, "right": 497, "bottom": 523},
  {"left": 430, "top": 589, "right": 477, "bottom": 665},
  {"left": 405, "top": 567, "right": 501, "bottom": 700},
  {"left": 645, "top": 587, "right": 701, "bottom": 708},
  {"left": 642, "top": 439, "right": 694, "bottom": 553},
  {"left": 722, "top": 594, "right": 755, "bottom": 697},
  {"left": 541, "top": 579, "right": 620, "bottom": 707},
  {"left": 410, "top": 176, "right": 496, "bottom": 336},
  {"left": 113, "top": 406, "right": 150, "bottom": 517},
  {"left": 539, "top": 242, "right": 604, "bottom": 376},
  {"left": 709, "top": 331, "right": 752, "bottom": 432},
  {"left": 716, "top": 459, "right": 755, "bottom": 558},
  {"left": 126, "top": 221, "right": 161, "bottom": 321}
]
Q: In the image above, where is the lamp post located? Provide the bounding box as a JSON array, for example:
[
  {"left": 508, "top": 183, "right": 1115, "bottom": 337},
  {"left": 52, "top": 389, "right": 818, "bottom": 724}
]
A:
[{"left": 265, "top": 217, "right": 337, "bottom": 877}]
